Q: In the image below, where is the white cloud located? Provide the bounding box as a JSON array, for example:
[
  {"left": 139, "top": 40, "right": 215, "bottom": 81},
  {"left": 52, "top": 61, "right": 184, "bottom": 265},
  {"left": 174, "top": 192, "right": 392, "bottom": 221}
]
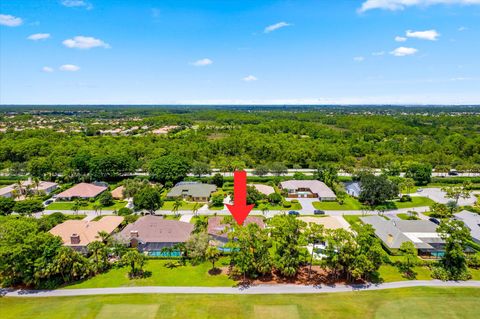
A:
[
  {"left": 406, "top": 29, "right": 440, "bottom": 41},
  {"left": 395, "top": 36, "right": 407, "bottom": 42},
  {"left": 390, "top": 46, "right": 418, "bottom": 56},
  {"left": 264, "top": 22, "right": 292, "bottom": 33},
  {"left": 61, "top": 0, "right": 93, "bottom": 9},
  {"left": 63, "top": 36, "right": 110, "bottom": 49},
  {"left": 42, "top": 66, "right": 54, "bottom": 73},
  {"left": 458, "top": 26, "right": 468, "bottom": 31},
  {"left": 354, "top": 56, "right": 365, "bottom": 62},
  {"left": 27, "top": 33, "right": 51, "bottom": 41},
  {"left": 191, "top": 58, "right": 213, "bottom": 66},
  {"left": 0, "top": 14, "right": 23, "bottom": 27},
  {"left": 242, "top": 75, "right": 258, "bottom": 82},
  {"left": 372, "top": 51, "right": 385, "bottom": 56},
  {"left": 59, "top": 64, "right": 80, "bottom": 71},
  {"left": 359, "top": 0, "right": 480, "bottom": 13}
]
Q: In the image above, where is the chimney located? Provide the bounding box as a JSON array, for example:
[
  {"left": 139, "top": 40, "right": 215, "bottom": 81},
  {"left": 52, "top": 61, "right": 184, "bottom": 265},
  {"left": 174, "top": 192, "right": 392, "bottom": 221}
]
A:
[
  {"left": 70, "top": 233, "right": 80, "bottom": 245},
  {"left": 130, "top": 230, "right": 139, "bottom": 238}
]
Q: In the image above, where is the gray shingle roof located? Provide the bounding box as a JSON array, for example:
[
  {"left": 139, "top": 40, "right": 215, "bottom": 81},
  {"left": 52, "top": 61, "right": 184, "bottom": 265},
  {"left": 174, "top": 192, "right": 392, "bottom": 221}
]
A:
[
  {"left": 360, "top": 216, "right": 443, "bottom": 250},
  {"left": 167, "top": 183, "right": 217, "bottom": 198},
  {"left": 454, "top": 210, "right": 480, "bottom": 243}
]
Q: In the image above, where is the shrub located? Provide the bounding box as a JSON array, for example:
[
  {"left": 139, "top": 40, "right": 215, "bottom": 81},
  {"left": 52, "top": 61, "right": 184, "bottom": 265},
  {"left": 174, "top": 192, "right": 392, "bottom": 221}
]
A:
[
  {"left": 282, "top": 201, "right": 292, "bottom": 208},
  {"left": 118, "top": 207, "right": 133, "bottom": 216},
  {"left": 290, "top": 199, "right": 299, "bottom": 204},
  {"left": 99, "top": 191, "right": 114, "bottom": 206},
  {"left": 399, "top": 195, "right": 412, "bottom": 202},
  {"left": 267, "top": 192, "right": 283, "bottom": 204}
]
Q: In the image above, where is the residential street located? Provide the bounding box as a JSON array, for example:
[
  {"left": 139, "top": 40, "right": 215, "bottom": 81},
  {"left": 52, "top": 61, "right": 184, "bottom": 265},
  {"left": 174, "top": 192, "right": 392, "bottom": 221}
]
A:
[{"left": 3, "top": 280, "right": 480, "bottom": 297}]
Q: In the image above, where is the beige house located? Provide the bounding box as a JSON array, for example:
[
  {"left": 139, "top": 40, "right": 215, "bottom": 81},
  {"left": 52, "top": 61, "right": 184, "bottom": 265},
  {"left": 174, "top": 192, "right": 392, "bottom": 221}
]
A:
[
  {"left": 49, "top": 216, "right": 124, "bottom": 252},
  {"left": 0, "top": 180, "right": 58, "bottom": 199},
  {"left": 111, "top": 186, "right": 125, "bottom": 200},
  {"left": 56, "top": 182, "right": 107, "bottom": 200},
  {"left": 280, "top": 180, "right": 336, "bottom": 201}
]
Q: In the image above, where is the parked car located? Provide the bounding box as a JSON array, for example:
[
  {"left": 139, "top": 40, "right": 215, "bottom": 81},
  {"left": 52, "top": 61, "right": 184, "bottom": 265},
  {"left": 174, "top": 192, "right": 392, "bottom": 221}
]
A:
[
  {"left": 448, "top": 169, "right": 459, "bottom": 176},
  {"left": 288, "top": 210, "right": 300, "bottom": 216},
  {"left": 429, "top": 217, "right": 440, "bottom": 225},
  {"left": 314, "top": 210, "right": 326, "bottom": 215},
  {"left": 43, "top": 199, "right": 54, "bottom": 206}
]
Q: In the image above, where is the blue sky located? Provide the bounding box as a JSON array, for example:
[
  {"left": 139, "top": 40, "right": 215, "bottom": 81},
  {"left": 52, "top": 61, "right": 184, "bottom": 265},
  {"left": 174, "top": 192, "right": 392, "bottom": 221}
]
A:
[{"left": 0, "top": 0, "right": 479, "bottom": 104}]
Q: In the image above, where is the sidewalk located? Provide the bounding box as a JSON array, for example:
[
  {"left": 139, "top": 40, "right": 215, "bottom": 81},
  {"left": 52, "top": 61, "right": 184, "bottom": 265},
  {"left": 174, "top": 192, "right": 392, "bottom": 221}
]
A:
[{"left": 3, "top": 280, "right": 480, "bottom": 298}]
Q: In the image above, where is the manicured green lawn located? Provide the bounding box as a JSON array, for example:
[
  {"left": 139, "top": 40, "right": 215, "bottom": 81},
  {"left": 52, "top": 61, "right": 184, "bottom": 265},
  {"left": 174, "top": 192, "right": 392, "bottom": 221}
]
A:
[
  {"left": 46, "top": 200, "right": 127, "bottom": 211},
  {"left": 312, "top": 196, "right": 435, "bottom": 211},
  {"left": 3, "top": 287, "right": 480, "bottom": 319},
  {"left": 159, "top": 201, "right": 200, "bottom": 211},
  {"left": 397, "top": 213, "right": 420, "bottom": 220},
  {"left": 254, "top": 201, "right": 302, "bottom": 211},
  {"left": 65, "top": 258, "right": 235, "bottom": 289},
  {"left": 313, "top": 196, "right": 363, "bottom": 210},
  {"left": 377, "top": 265, "right": 432, "bottom": 282},
  {"left": 388, "top": 196, "right": 435, "bottom": 209}
]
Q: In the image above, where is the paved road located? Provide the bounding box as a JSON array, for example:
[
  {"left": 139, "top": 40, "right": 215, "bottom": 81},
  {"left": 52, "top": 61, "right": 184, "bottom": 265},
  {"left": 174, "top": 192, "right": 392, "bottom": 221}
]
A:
[{"left": 3, "top": 280, "right": 480, "bottom": 297}]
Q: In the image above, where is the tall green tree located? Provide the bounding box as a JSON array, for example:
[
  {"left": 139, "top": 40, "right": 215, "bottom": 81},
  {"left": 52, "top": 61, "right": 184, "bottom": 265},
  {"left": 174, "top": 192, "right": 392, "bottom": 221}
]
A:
[
  {"left": 133, "top": 185, "right": 163, "bottom": 214},
  {"left": 148, "top": 155, "right": 191, "bottom": 184},
  {"left": 405, "top": 163, "right": 432, "bottom": 185}
]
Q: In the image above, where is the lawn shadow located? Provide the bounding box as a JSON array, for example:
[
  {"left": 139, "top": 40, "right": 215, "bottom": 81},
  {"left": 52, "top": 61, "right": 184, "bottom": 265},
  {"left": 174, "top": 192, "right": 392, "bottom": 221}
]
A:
[{"left": 208, "top": 268, "right": 222, "bottom": 276}]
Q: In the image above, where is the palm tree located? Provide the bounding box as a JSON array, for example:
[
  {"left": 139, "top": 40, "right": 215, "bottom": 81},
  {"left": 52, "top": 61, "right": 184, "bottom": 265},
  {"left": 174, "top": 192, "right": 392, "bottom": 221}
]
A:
[
  {"left": 172, "top": 197, "right": 184, "bottom": 217},
  {"left": 72, "top": 200, "right": 80, "bottom": 215},
  {"left": 97, "top": 230, "right": 111, "bottom": 245},
  {"left": 32, "top": 177, "right": 40, "bottom": 195},
  {"left": 192, "top": 202, "right": 202, "bottom": 217},
  {"left": 260, "top": 204, "right": 269, "bottom": 217},
  {"left": 193, "top": 216, "right": 208, "bottom": 234},
  {"left": 93, "top": 203, "right": 102, "bottom": 215}
]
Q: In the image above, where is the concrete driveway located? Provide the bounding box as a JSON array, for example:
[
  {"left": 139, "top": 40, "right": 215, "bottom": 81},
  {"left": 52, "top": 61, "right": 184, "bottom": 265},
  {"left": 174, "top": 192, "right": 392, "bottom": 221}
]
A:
[
  {"left": 286, "top": 198, "right": 317, "bottom": 214},
  {"left": 412, "top": 187, "right": 477, "bottom": 206}
]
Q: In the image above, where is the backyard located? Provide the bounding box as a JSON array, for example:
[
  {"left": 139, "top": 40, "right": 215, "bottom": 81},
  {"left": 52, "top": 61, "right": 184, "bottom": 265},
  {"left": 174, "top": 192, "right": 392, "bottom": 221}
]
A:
[
  {"left": 65, "top": 258, "right": 235, "bottom": 289},
  {"left": 2, "top": 287, "right": 480, "bottom": 319}
]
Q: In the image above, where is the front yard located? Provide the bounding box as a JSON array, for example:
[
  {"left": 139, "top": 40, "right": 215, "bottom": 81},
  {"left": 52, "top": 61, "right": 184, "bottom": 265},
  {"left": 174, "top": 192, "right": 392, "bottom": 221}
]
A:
[
  {"left": 312, "top": 196, "right": 435, "bottom": 211},
  {"left": 159, "top": 201, "right": 201, "bottom": 211},
  {"left": 313, "top": 196, "right": 363, "bottom": 210},
  {"left": 46, "top": 200, "right": 127, "bottom": 211}
]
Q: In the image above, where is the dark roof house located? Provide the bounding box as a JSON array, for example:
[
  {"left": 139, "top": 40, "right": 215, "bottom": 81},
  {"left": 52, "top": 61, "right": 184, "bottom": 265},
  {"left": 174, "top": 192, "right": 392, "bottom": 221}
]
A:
[
  {"left": 118, "top": 215, "right": 193, "bottom": 252},
  {"left": 360, "top": 216, "right": 444, "bottom": 257}
]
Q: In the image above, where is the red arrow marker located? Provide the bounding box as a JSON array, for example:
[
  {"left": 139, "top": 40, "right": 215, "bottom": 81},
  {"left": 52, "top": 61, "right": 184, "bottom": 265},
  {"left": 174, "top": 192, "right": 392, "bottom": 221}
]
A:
[{"left": 226, "top": 170, "right": 254, "bottom": 226}]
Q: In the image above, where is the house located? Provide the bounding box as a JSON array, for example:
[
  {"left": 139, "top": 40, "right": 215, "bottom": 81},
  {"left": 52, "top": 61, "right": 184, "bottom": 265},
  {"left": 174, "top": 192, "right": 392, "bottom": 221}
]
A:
[
  {"left": 49, "top": 216, "right": 124, "bottom": 252},
  {"left": 280, "top": 180, "right": 336, "bottom": 201},
  {"left": 250, "top": 184, "right": 275, "bottom": 196},
  {"left": 344, "top": 181, "right": 361, "bottom": 198},
  {"left": 55, "top": 182, "right": 107, "bottom": 200},
  {"left": 454, "top": 210, "right": 480, "bottom": 243},
  {"left": 299, "top": 216, "right": 351, "bottom": 260},
  {"left": 207, "top": 216, "right": 265, "bottom": 246},
  {"left": 360, "top": 216, "right": 444, "bottom": 258},
  {"left": 118, "top": 215, "right": 193, "bottom": 255},
  {"left": 111, "top": 186, "right": 125, "bottom": 200},
  {"left": 166, "top": 182, "right": 217, "bottom": 202},
  {"left": 0, "top": 180, "right": 58, "bottom": 199}
]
